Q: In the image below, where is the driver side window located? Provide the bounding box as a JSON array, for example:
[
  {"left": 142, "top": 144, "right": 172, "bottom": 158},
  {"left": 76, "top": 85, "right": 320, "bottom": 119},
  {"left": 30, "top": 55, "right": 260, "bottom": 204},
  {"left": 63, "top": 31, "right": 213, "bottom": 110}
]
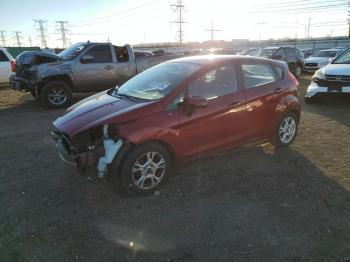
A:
[
  {"left": 188, "top": 65, "right": 237, "bottom": 100},
  {"left": 85, "top": 45, "right": 112, "bottom": 63}
]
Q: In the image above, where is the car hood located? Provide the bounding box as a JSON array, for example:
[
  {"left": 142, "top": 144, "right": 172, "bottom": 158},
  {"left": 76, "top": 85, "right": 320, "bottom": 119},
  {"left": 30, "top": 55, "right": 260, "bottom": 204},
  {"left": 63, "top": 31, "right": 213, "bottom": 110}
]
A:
[
  {"left": 16, "top": 51, "right": 61, "bottom": 65},
  {"left": 304, "top": 57, "right": 330, "bottom": 64},
  {"left": 319, "top": 64, "right": 350, "bottom": 75},
  {"left": 53, "top": 90, "right": 152, "bottom": 137}
]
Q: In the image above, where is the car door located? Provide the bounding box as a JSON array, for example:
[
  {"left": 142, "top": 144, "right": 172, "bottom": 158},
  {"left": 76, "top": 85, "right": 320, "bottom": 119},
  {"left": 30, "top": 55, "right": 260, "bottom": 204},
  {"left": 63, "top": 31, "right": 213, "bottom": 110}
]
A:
[
  {"left": 0, "top": 50, "right": 11, "bottom": 84},
  {"left": 177, "top": 63, "right": 247, "bottom": 157},
  {"left": 240, "top": 62, "right": 285, "bottom": 141},
  {"left": 73, "top": 44, "right": 117, "bottom": 91}
]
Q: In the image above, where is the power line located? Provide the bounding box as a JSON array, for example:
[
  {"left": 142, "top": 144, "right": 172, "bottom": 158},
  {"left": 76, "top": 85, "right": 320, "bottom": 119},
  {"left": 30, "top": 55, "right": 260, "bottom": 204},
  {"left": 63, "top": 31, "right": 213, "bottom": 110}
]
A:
[
  {"left": 13, "top": 31, "right": 23, "bottom": 47},
  {"left": 34, "top": 19, "right": 48, "bottom": 48},
  {"left": 56, "top": 21, "right": 70, "bottom": 48},
  {"left": 0, "top": 31, "right": 6, "bottom": 47},
  {"left": 204, "top": 20, "right": 222, "bottom": 41},
  {"left": 171, "top": 0, "right": 187, "bottom": 44}
]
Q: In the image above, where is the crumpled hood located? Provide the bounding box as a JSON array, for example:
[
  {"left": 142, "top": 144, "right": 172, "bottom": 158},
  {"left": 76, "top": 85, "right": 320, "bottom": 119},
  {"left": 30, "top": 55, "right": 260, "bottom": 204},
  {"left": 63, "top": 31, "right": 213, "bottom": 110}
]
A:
[
  {"left": 319, "top": 64, "right": 350, "bottom": 75},
  {"left": 53, "top": 90, "right": 152, "bottom": 137},
  {"left": 16, "top": 51, "right": 61, "bottom": 65},
  {"left": 304, "top": 57, "right": 330, "bottom": 64}
]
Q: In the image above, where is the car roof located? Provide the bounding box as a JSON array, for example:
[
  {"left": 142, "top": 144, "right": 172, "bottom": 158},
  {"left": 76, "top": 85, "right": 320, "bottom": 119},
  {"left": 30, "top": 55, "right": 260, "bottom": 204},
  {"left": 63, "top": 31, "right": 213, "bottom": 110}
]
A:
[{"left": 167, "top": 55, "right": 286, "bottom": 67}]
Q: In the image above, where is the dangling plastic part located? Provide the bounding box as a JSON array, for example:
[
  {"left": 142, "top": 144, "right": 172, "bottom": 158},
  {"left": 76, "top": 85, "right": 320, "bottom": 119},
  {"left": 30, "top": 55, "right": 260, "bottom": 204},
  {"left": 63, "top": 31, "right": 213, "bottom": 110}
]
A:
[{"left": 97, "top": 125, "right": 123, "bottom": 179}]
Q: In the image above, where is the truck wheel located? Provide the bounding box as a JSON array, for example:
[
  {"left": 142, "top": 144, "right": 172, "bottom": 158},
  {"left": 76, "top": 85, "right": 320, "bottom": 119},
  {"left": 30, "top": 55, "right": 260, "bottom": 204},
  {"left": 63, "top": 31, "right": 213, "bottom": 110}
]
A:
[
  {"left": 118, "top": 142, "right": 172, "bottom": 195},
  {"left": 30, "top": 90, "right": 41, "bottom": 101},
  {"left": 40, "top": 81, "right": 72, "bottom": 109},
  {"left": 272, "top": 112, "right": 299, "bottom": 148}
]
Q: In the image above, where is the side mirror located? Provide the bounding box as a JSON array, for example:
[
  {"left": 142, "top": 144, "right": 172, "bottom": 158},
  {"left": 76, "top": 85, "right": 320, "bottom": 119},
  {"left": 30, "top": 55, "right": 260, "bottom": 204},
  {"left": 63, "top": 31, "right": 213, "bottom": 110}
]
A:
[
  {"left": 184, "top": 96, "right": 208, "bottom": 108},
  {"left": 81, "top": 54, "right": 94, "bottom": 63}
]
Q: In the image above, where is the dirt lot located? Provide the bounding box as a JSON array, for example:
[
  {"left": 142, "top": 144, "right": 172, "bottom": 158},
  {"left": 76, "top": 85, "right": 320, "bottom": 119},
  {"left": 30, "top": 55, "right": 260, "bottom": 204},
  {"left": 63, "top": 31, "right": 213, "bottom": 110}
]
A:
[{"left": 0, "top": 77, "right": 349, "bottom": 262}]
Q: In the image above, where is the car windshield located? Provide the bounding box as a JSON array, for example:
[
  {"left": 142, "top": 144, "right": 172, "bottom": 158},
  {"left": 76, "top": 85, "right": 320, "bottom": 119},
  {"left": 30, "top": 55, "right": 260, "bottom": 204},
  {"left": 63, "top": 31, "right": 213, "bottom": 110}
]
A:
[
  {"left": 113, "top": 62, "right": 200, "bottom": 101},
  {"left": 260, "top": 48, "right": 278, "bottom": 58},
  {"left": 315, "top": 51, "right": 337, "bottom": 58},
  {"left": 58, "top": 43, "right": 87, "bottom": 60},
  {"left": 333, "top": 49, "right": 350, "bottom": 64}
]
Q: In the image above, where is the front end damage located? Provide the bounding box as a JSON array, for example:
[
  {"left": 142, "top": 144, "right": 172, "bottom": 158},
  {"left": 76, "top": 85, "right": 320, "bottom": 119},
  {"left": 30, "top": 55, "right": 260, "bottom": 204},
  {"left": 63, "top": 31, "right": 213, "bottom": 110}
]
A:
[
  {"left": 10, "top": 51, "right": 63, "bottom": 93},
  {"left": 51, "top": 124, "right": 128, "bottom": 178}
]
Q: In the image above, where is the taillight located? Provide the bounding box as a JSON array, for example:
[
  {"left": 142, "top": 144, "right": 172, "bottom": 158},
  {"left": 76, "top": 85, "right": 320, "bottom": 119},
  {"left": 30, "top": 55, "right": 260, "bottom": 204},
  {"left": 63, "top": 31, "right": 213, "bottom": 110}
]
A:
[
  {"left": 288, "top": 71, "right": 299, "bottom": 87},
  {"left": 10, "top": 60, "right": 15, "bottom": 72}
]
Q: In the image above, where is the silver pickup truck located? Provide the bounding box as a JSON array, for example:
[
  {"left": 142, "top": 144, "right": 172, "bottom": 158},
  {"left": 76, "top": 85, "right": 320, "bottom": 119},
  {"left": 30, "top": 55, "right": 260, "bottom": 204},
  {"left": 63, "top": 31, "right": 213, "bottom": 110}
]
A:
[{"left": 10, "top": 42, "right": 180, "bottom": 108}]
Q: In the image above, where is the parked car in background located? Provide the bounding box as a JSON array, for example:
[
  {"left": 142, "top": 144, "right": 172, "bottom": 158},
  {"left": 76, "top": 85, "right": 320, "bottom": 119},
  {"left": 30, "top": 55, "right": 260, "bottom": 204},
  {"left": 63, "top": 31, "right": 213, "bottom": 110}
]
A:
[
  {"left": 10, "top": 42, "right": 182, "bottom": 108},
  {"left": 303, "top": 49, "right": 343, "bottom": 72},
  {"left": 52, "top": 55, "right": 300, "bottom": 194},
  {"left": 301, "top": 48, "right": 319, "bottom": 58},
  {"left": 0, "top": 48, "right": 15, "bottom": 84},
  {"left": 305, "top": 48, "right": 350, "bottom": 103},
  {"left": 258, "top": 46, "right": 304, "bottom": 78},
  {"left": 134, "top": 50, "right": 154, "bottom": 58}
]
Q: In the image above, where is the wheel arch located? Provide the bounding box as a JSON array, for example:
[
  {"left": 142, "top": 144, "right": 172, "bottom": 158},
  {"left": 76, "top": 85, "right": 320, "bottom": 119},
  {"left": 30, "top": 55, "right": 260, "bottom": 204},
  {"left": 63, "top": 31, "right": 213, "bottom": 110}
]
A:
[{"left": 38, "top": 75, "right": 73, "bottom": 93}]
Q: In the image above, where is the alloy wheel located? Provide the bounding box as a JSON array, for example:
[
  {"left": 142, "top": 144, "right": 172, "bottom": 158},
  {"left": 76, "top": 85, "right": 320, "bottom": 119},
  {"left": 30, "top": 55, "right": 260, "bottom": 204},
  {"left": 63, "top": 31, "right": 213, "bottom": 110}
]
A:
[
  {"left": 48, "top": 87, "right": 67, "bottom": 105},
  {"left": 279, "top": 116, "right": 296, "bottom": 144},
  {"left": 131, "top": 151, "right": 166, "bottom": 190}
]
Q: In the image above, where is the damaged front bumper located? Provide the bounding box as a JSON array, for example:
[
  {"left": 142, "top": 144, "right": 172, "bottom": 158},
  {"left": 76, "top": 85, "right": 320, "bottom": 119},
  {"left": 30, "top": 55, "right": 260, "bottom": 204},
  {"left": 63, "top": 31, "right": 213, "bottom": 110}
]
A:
[
  {"left": 51, "top": 131, "right": 77, "bottom": 166},
  {"left": 10, "top": 75, "right": 34, "bottom": 92},
  {"left": 305, "top": 81, "right": 350, "bottom": 98}
]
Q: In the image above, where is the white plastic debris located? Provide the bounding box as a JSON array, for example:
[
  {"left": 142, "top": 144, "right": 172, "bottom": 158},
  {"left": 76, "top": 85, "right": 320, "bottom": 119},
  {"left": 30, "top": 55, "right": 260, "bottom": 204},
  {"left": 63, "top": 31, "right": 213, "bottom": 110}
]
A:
[{"left": 97, "top": 124, "right": 123, "bottom": 179}]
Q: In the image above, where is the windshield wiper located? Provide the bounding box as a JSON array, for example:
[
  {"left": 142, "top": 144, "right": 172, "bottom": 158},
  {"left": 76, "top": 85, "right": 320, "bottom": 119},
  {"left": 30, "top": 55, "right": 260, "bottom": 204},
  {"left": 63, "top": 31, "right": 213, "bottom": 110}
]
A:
[{"left": 115, "top": 93, "right": 143, "bottom": 102}]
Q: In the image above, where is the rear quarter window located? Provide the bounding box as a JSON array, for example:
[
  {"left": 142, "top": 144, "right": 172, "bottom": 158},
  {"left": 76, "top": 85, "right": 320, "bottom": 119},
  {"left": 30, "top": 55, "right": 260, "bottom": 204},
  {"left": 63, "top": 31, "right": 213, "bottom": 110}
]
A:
[
  {"left": 242, "top": 63, "right": 277, "bottom": 88},
  {"left": 0, "top": 51, "right": 9, "bottom": 62}
]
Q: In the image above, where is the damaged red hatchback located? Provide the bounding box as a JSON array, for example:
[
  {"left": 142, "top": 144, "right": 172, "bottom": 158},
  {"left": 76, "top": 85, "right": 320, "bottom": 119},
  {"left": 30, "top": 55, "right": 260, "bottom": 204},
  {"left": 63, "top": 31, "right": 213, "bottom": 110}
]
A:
[{"left": 52, "top": 55, "right": 300, "bottom": 194}]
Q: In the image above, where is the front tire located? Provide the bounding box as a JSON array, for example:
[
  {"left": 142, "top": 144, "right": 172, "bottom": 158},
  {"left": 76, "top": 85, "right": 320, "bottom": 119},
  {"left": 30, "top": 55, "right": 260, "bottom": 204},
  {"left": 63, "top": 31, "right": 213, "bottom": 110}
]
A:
[
  {"left": 272, "top": 112, "right": 299, "bottom": 147},
  {"left": 40, "top": 81, "right": 72, "bottom": 109},
  {"left": 118, "top": 143, "right": 172, "bottom": 195}
]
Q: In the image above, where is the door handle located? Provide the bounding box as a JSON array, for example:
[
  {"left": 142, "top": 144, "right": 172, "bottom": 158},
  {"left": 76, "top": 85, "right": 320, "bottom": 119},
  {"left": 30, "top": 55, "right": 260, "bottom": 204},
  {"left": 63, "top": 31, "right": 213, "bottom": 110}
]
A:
[
  {"left": 274, "top": 88, "right": 283, "bottom": 94},
  {"left": 104, "top": 65, "right": 114, "bottom": 70},
  {"left": 228, "top": 101, "right": 241, "bottom": 108}
]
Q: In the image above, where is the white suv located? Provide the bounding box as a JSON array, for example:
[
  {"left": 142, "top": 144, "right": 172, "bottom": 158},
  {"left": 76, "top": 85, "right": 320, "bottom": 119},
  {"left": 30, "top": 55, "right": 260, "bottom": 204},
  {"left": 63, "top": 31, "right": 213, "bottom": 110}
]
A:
[
  {"left": 305, "top": 48, "right": 350, "bottom": 103},
  {"left": 0, "top": 48, "right": 15, "bottom": 84}
]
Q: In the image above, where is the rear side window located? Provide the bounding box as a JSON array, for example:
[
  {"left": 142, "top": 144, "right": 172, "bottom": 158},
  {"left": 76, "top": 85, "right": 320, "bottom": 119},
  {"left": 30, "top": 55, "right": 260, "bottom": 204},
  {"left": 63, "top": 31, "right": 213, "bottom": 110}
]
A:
[
  {"left": 242, "top": 64, "right": 276, "bottom": 88},
  {"left": 85, "top": 45, "right": 112, "bottom": 63},
  {"left": 115, "top": 46, "right": 129, "bottom": 62},
  {"left": 0, "top": 51, "right": 9, "bottom": 62},
  {"left": 188, "top": 65, "right": 238, "bottom": 100}
]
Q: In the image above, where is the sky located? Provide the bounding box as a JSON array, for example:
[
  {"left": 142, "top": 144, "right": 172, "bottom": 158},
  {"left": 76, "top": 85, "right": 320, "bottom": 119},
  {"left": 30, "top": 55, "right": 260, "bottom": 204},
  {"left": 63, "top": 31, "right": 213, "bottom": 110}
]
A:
[{"left": 0, "top": 0, "right": 348, "bottom": 48}]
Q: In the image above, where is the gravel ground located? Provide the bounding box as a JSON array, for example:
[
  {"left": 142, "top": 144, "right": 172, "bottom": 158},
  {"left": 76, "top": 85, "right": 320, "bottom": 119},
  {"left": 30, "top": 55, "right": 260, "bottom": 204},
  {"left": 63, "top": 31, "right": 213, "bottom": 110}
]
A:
[{"left": 0, "top": 77, "right": 349, "bottom": 262}]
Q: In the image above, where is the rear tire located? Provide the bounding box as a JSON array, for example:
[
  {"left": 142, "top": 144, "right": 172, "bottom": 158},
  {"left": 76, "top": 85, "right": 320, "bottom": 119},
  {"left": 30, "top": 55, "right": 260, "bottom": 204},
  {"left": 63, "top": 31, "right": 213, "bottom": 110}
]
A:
[
  {"left": 40, "top": 81, "right": 72, "bottom": 109},
  {"left": 272, "top": 112, "right": 299, "bottom": 148},
  {"left": 117, "top": 142, "right": 172, "bottom": 195},
  {"left": 293, "top": 64, "right": 302, "bottom": 78}
]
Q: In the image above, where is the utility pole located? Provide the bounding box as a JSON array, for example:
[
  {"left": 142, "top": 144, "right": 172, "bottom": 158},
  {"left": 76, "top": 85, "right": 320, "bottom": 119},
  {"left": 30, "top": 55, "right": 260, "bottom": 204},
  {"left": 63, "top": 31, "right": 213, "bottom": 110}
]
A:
[
  {"left": 107, "top": 36, "right": 110, "bottom": 43},
  {"left": 171, "top": 0, "right": 187, "bottom": 44},
  {"left": 56, "top": 21, "right": 70, "bottom": 48},
  {"left": 307, "top": 18, "right": 311, "bottom": 38},
  {"left": 204, "top": 20, "right": 222, "bottom": 42},
  {"left": 348, "top": 1, "right": 350, "bottom": 38},
  {"left": 0, "top": 31, "right": 6, "bottom": 47},
  {"left": 13, "top": 31, "right": 23, "bottom": 47},
  {"left": 28, "top": 36, "right": 32, "bottom": 47},
  {"left": 34, "top": 19, "right": 48, "bottom": 48}
]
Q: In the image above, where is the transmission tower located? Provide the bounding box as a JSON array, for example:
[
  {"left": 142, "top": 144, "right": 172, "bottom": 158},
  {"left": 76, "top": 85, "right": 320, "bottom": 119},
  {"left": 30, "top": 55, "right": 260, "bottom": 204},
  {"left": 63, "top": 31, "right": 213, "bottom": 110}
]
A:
[
  {"left": 28, "top": 36, "right": 32, "bottom": 47},
  {"left": 0, "top": 31, "right": 6, "bottom": 47},
  {"left": 204, "top": 20, "right": 222, "bottom": 42},
  {"left": 13, "top": 31, "right": 23, "bottom": 47},
  {"left": 56, "top": 21, "right": 70, "bottom": 48},
  {"left": 34, "top": 19, "right": 48, "bottom": 48},
  {"left": 171, "top": 0, "right": 187, "bottom": 44}
]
